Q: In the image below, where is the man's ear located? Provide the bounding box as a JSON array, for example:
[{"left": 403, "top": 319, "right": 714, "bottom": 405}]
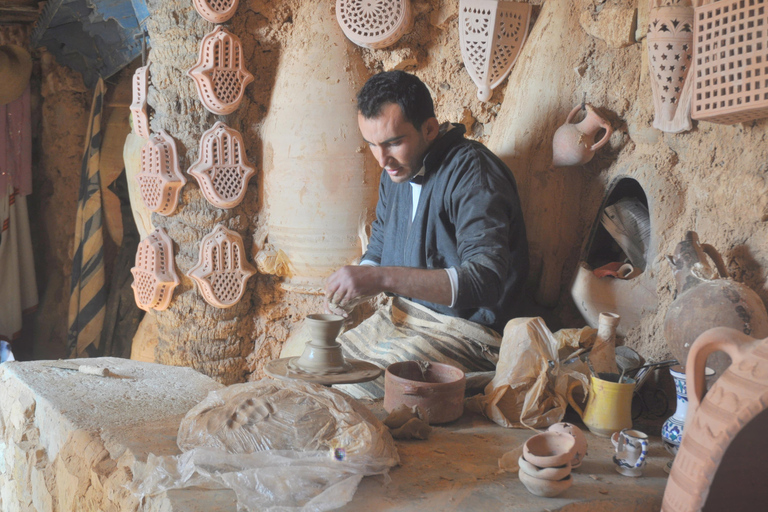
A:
[{"left": 422, "top": 117, "right": 440, "bottom": 143}]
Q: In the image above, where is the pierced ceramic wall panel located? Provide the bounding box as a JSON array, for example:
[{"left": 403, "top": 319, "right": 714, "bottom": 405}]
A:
[
  {"left": 131, "top": 228, "right": 180, "bottom": 311},
  {"left": 188, "top": 26, "right": 253, "bottom": 115},
  {"left": 189, "top": 225, "right": 255, "bottom": 308},
  {"left": 691, "top": 0, "right": 768, "bottom": 124},
  {"left": 137, "top": 130, "right": 187, "bottom": 216},
  {"left": 193, "top": 0, "right": 239, "bottom": 24},
  {"left": 647, "top": 1, "right": 695, "bottom": 133},
  {"left": 188, "top": 121, "right": 255, "bottom": 209},
  {"left": 459, "top": 0, "right": 532, "bottom": 101},
  {"left": 336, "top": 0, "right": 413, "bottom": 49},
  {"left": 130, "top": 61, "right": 150, "bottom": 139}
]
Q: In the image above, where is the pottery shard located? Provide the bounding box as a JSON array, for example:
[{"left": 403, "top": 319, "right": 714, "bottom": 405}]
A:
[
  {"left": 131, "top": 228, "right": 180, "bottom": 312},
  {"left": 189, "top": 121, "right": 255, "bottom": 209},
  {"left": 137, "top": 130, "right": 186, "bottom": 216},
  {"left": 129, "top": 61, "right": 150, "bottom": 139},
  {"left": 193, "top": 0, "right": 239, "bottom": 24},
  {"left": 188, "top": 26, "right": 253, "bottom": 115},
  {"left": 189, "top": 224, "right": 256, "bottom": 308},
  {"left": 579, "top": 6, "right": 637, "bottom": 49}
]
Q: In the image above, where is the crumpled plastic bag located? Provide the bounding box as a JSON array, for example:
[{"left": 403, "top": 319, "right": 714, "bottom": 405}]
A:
[
  {"left": 131, "top": 379, "right": 399, "bottom": 511},
  {"left": 466, "top": 317, "right": 591, "bottom": 429}
]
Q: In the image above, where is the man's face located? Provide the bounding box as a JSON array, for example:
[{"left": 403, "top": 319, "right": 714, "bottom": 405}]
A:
[{"left": 358, "top": 103, "right": 437, "bottom": 184}]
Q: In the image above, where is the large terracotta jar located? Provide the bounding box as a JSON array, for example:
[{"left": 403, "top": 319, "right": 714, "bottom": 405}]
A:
[{"left": 258, "top": 1, "right": 378, "bottom": 294}]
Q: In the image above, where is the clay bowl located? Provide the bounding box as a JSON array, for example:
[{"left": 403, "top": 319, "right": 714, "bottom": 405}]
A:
[
  {"left": 523, "top": 431, "right": 576, "bottom": 468},
  {"left": 518, "top": 469, "right": 573, "bottom": 498},
  {"left": 384, "top": 361, "right": 465, "bottom": 424},
  {"left": 547, "top": 422, "right": 588, "bottom": 468},
  {"left": 518, "top": 456, "right": 571, "bottom": 481}
]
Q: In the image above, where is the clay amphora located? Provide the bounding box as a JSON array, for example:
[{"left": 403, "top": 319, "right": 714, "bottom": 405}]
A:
[
  {"left": 551, "top": 103, "right": 613, "bottom": 168},
  {"left": 662, "top": 327, "right": 768, "bottom": 511},
  {"left": 663, "top": 231, "right": 768, "bottom": 377},
  {"left": 589, "top": 312, "right": 620, "bottom": 374},
  {"left": 567, "top": 372, "right": 635, "bottom": 437}
]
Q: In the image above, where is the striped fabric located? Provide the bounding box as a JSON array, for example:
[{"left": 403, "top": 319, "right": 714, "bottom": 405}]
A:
[
  {"left": 67, "top": 79, "right": 107, "bottom": 358},
  {"left": 336, "top": 298, "right": 501, "bottom": 399}
]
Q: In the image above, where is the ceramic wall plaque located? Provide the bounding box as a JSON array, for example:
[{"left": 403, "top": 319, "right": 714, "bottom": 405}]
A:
[
  {"left": 193, "top": 0, "right": 239, "bottom": 24},
  {"left": 130, "top": 60, "right": 150, "bottom": 139},
  {"left": 188, "top": 121, "right": 255, "bottom": 209},
  {"left": 189, "top": 224, "right": 255, "bottom": 308},
  {"left": 131, "top": 228, "right": 180, "bottom": 311},
  {"left": 137, "top": 130, "right": 187, "bottom": 216},
  {"left": 188, "top": 26, "right": 253, "bottom": 115},
  {"left": 459, "top": 0, "right": 532, "bottom": 101},
  {"left": 647, "top": 0, "right": 695, "bottom": 133},
  {"left": 336, "top": 0, "right": 413, "bottom": 49}
]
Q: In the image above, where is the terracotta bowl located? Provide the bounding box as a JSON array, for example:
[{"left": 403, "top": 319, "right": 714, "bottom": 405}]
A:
[
  {"left": 547, "top": 422, "right": 588, "bottom": 468},
  {"left": 518, "top": 470, "right": 573, "bottom": 498},
  {"left": 518, "top": 456, "right": 571, "bottom": 481},
  {"left": 523, "top": 431, "right": 577, "bottom": 468},
  {"left": 384, "top": 361, "right": 465, "bottom": 424}
]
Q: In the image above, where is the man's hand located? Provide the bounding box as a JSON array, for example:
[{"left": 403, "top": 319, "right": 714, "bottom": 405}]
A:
[{"left": 325, "top": 265, "right": 383, "bottom": 310}]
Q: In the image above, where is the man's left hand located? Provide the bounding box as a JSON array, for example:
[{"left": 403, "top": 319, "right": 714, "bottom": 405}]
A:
[{"left": 325, "top": 265, "right": 383, "bottom": 308}]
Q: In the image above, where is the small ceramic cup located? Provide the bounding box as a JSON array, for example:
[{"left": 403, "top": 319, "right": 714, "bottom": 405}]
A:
[{"left": 611, "top": 428, "right": 649, "bottom": 477}]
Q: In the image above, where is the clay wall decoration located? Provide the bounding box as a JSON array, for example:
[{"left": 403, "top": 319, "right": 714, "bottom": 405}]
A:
[
  {"left": 130, "top": 61, "right": 150, "bottom": 139},
  {"left": 336, "top": 0, "right": 413, "bottom": 49},
  {"left": 188, "top": 121, "right": 255, "bottom": 209},
  {"left": 189, "top": 224, "right": 255, "bottom": 308},
  {"left": 691, "top": 0, "right": 768, "bottom": 124},
  {"left": 647, "top": 0, "right": 695, "bottom": 133},
  {"left": 131, "top": 228, "right": 180, "bottom": 311},
  {"left": 193, "top": 0, "right": 239, "bottom": 24},
  {"left": 551, "top": 104, "right": 613, "bottom": 168},
  {"left": 137, "top": 130, "right": 187, "bottom": 216},
  {"left": 459, "top": 0, "right": 532, "bottom": 101},
  {"left": 188, "top": 26, "right": 253, "bottom": 115}
]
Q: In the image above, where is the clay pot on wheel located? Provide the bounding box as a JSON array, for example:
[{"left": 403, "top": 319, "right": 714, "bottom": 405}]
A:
[
  {"left": 663, "top": 231, "right": 768, "bottom": 378},
  {"left": 552, "top": 104, "right": 613, "bottom": 168}
]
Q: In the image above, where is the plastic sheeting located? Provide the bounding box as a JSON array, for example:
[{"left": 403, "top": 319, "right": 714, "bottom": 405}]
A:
[{"left": 132, "top": 379, "right": 399, "bottom": 511}]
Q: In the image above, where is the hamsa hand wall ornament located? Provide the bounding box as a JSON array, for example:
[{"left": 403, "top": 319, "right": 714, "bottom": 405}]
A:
[
  {"left": 130, "top": 60, "right": 150, "bottom": 139},
  {"left": 459, "top": 0, "right": 532, "bottom": 102},
  {"left": 189, "top": 224, "right": 256, "bottom": 308},
  {"left": 137, "top": 130, "right": 187, "bottom": 216},
  {"left": 188, "top": 26, "right": 253, "bottom": 115},
  {"left": 336, "top": 0, "right": 413, "bottom": 49},
  {"left": 193, "top": 0, "right": 239, "bottom": 23},
  {"left": 131, "top": 228, "right": 180, "bottom": 311},
  {"left": 647, "top": 0, "right": 695, "bottom": 133},
  {"left": 189, "top": 121, "right": 255, "bottom": 209}
]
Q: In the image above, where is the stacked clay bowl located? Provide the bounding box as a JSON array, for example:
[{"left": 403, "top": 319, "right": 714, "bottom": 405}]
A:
[{"left": 518, "top": 431, "right": 576, "bottom": 497}]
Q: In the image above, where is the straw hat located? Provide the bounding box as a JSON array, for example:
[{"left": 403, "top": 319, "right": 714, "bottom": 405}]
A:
[{"left": 0, "top": 44, "right": 32, "bottom": 106}]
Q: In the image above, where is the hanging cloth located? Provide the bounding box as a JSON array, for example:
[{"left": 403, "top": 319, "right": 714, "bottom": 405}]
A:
[
  {"left": 0, "top": 85, "right": 37, "bottom": 342},
  {"left": 67, "top": 79, "right": 107, "bottom": 357}
]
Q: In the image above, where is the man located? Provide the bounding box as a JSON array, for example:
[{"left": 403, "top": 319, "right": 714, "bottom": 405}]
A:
[{"left": 325, "top": 71, "right": 528, "bottom": 335}]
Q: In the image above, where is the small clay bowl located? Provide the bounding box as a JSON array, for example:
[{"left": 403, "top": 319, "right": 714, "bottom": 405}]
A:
[
  {"left": 518, "top": 456, "right": 571, "bottom": 481},
  {"left": 523, "top": 431, "right": 576, "bottom": 468},
  {"left": 384, "top": 361, "right": 465, "bottom": 424},
  {"left": 518, "top": 469, "right": 573, "bottom": 498},
  {"left": 547, "top": 422, "right": 588, "bottom": 469}
]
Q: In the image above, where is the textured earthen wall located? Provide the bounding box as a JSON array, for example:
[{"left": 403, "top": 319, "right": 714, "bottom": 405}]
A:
[{"left": 27, "top": 0, "right": 768, "bottom": 375}]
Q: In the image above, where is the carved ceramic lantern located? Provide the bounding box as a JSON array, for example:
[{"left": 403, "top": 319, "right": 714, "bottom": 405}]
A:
[
  {"left": 131, "top": 228, "right": 180, "bottom": 311},
  {"left": 130, "top": 61, "right": 150, "bottom": 139},
  {"left": 193, "top": 0, "right": 239, "bottom": 23},
  {"left": 647, "top": 0, "right": 694, "bottom": 133},
  {"left": 137, "top": 130, "right": 186, "bottom": 216},
  {"left": 188, "top": 121, "right": 255, "bottom": 209},
  {"left": 335, "top": 0, "right": 413, "bottom": 49},
  {"left": 189, "top": 225, "right": 255, "bottom": 308},
  {"left": 188, "top": 26, "right": 253, "bottom": 115},
  {"left": 459, "top": 0, "right": 532, "bottom": 101},
  {"left": 258, "top": 1, "right": 379, "bottom": 294}
]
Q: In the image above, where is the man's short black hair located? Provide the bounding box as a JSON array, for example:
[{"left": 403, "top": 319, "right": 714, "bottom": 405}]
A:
[{"left": 356, "top": 71, "right": 436, "bottom": 129}]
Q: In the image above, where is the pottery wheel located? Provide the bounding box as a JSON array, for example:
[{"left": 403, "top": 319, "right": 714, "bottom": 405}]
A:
[{"left": 265, "top": 357, "right": 382, "bottom": 386}]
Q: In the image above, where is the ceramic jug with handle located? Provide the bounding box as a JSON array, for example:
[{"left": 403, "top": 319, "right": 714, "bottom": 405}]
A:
[
  {"left": 552, "top": 103, "right": 613, "bottom": 168},
  {"left": 567, "top": 372, "right": 635, "bottom": 437}
]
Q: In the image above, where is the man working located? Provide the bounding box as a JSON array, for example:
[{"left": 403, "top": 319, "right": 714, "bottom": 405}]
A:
[{"left": 325, "top": 71, "right": 528, "bottom": 397}]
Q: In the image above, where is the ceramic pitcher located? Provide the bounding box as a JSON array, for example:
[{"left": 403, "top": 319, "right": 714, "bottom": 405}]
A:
[
  {"left": 551, "top": 103, "right": 613, "bottom": 168},
  {"left": 567, "top": 372, "right": 635, "bottom": 437}
]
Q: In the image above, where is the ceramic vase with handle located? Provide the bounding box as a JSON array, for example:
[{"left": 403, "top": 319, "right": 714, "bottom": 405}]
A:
[{"left": 551, "top": 104, "right": 613, "bottom": 168}]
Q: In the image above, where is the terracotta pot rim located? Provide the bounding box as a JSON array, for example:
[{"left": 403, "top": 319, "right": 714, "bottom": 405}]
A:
[{"left": 385, "top": 361, "right": 466, "bottom": 386}]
